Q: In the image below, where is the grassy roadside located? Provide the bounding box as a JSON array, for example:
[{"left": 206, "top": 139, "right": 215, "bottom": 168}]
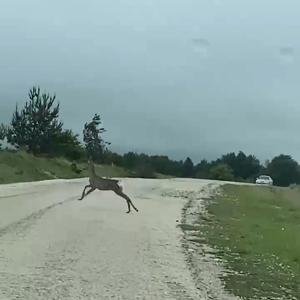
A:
[
  {"left": 0, "top": 151, "right": 130, "bottom": 184},
  {"left": 201, "top": 185, "right": 300, "bottom": 299}
]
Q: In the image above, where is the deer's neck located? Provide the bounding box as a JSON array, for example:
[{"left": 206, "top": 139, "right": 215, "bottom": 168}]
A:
[{"left": 89, "top": 162, "right": 97, "bottom": 177}]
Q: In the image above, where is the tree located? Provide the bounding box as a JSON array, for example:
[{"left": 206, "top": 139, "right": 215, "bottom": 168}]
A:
[
  {"left": 0, "top": 124, "right": 8, "bottom": 149},
  {"left": 182, "top": 157, "right": 194, "bottom": 177},
  {"left": 6, "top": 87, "right": 63, "bottom": 154},
  {"left": 218, "top": 151, "right": 261, "bottom": 180},
  {"left": 194, "top": 159, "right": 210, "bottom": 179},
  {"left": 209, "top": 163, "right": 234, "bottom": 181},
  {"left": 150, "top": 155, "right": 180, "bottom": 176},
  {"left": 267, "top": 155, "right": 300, "bottom": 186},
  {"left": 121, "top": 152, "right": 138, "bottom": 169},
  {"left": 220, "top": 152, "right": 236, "bottom": 171},
  {"left": 235, "top": 152, "right": 261, "bottom": 180},
  {"left": 245, "top": 154, "right": 262, "bottom": 179},
  {"left": 83, "top": 114, "right": 109, "bottom": 162},
  {"left": 102, "top": 150, "right": 123, "bottom": 166},
  {"left": 52, "top": 129, "right": 85, "bottom": 160}
]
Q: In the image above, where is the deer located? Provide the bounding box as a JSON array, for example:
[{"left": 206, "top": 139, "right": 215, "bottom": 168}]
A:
[{"left": 78, "top": 160, "right": 139, "bottom": 214}]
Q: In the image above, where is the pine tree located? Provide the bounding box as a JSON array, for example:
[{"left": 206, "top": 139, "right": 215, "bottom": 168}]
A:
[
  {"left": 6, "top": 86, "right": 63, "bottom": 153},
  {"left": 83, "top": 114, "right": 110, "bottom": 162}
]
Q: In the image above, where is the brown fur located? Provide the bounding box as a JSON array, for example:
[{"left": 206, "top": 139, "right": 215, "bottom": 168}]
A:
[{"left": 78, "top": 161, "right": 138, "bottom": 213}]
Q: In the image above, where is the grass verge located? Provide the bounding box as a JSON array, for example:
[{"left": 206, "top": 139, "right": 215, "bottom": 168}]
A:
[{"left": 201, "top": 184, "right": 300, "bottom": 299}]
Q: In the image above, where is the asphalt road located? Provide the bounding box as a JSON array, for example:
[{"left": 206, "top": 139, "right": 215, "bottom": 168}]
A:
[{"left": 0, "top": 178, "right": 235, "bottom": 300}]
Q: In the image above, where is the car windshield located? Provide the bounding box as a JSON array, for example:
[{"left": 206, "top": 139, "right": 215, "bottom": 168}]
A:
[
  {"left": 1, "top": 1, "right": 299, "bottom": 300},
  {"left": 259, "top": 176, "right": 270, "bottom": 180}
]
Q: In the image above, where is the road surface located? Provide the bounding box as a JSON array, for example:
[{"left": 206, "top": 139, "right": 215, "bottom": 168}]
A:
[{"left": 0, "top": 178, "right": 235, "bottom": 300}]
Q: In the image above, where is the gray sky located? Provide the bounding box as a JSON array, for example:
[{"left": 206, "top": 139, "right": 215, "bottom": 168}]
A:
[{"left": 0, "top": 0, "right": 300, "bottom": 163}]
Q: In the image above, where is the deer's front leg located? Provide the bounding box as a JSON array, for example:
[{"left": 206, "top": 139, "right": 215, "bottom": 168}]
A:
[
  {"left": 85, "top": 187, "right": 96, "bottom": 197},
  {"left": 78, "top": 185, "right": 91, "bottom": 200}
]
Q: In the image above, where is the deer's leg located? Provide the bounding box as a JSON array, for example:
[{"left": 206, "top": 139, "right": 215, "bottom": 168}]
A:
[
  {"left": 128, "top": 197, "right": 139, "bottom": 212},
  {"left": 114, "top": 190, "right": 138, "bottom": 213},
  {"left": 113, "top": 190, "right": 131, "bottom": 213},
  {"left": 78, "top": 185, "right": 91, "bottom": 200},
  {"left": 121, "top": 191, "right": 139, "bottom": 212},
  {"left": 85, "top": 187, "right": 96, "bottom": 197},
  {"left": 126, "top": 198, "right": 131, "bottom": 214}
]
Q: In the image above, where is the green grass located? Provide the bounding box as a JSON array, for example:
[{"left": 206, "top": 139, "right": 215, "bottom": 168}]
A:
[
  {"left": 0, "top": 151, "right": 130, "bottom": 184},
  {"left": 200, "top": 184, "right": 300, "bottom": 299}
]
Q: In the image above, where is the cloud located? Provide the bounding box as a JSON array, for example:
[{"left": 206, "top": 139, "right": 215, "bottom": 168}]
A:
[{"left": 0, "top": 0, "right": 300, "bottom": 163}]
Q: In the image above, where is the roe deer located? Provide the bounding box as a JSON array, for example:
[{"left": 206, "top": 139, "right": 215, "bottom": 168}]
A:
[{"left": 78, "top": 161, "right": 138, "bottom": 214}]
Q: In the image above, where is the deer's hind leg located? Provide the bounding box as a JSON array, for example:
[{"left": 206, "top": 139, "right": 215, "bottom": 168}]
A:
[
  {"left": 128, "top": 197, "right": 139, "bottom": 212},
  {"left": 78, "top": 184, "right": 91, "bottom": 200},
  {"left": 114, "top": 190, "right": 138, "bottom": 213}
]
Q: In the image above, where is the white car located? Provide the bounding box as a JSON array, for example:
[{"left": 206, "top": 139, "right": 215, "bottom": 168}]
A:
[{"left": 255, "top": 175, "right": 273, "bottom": 185}]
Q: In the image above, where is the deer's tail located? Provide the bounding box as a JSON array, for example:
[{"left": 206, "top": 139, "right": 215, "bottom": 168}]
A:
[{"left": 118, "top": 180, "right": 125, "bottom": 192}]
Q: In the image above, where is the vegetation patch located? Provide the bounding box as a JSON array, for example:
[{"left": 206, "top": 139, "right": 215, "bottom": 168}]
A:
[
  {"left": 200, "top": 184, "right": 300, "bottom": 299},
  {"left": 0, "top": 151, "right": 130, "bottom": 184}
]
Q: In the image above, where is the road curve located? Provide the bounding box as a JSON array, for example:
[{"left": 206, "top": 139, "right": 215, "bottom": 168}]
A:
[{"left": 0, "top": 178, "right": 229, "bottom": 299}]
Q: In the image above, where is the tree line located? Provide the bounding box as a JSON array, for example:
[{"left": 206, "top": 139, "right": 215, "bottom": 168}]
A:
[{"left": 1, "top": 87, "right": 299, "bottom": 187}]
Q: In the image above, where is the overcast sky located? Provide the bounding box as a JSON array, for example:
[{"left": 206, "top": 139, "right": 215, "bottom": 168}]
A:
[{"left": 0, "top": 0, "right": 299, "bottom": 163}]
